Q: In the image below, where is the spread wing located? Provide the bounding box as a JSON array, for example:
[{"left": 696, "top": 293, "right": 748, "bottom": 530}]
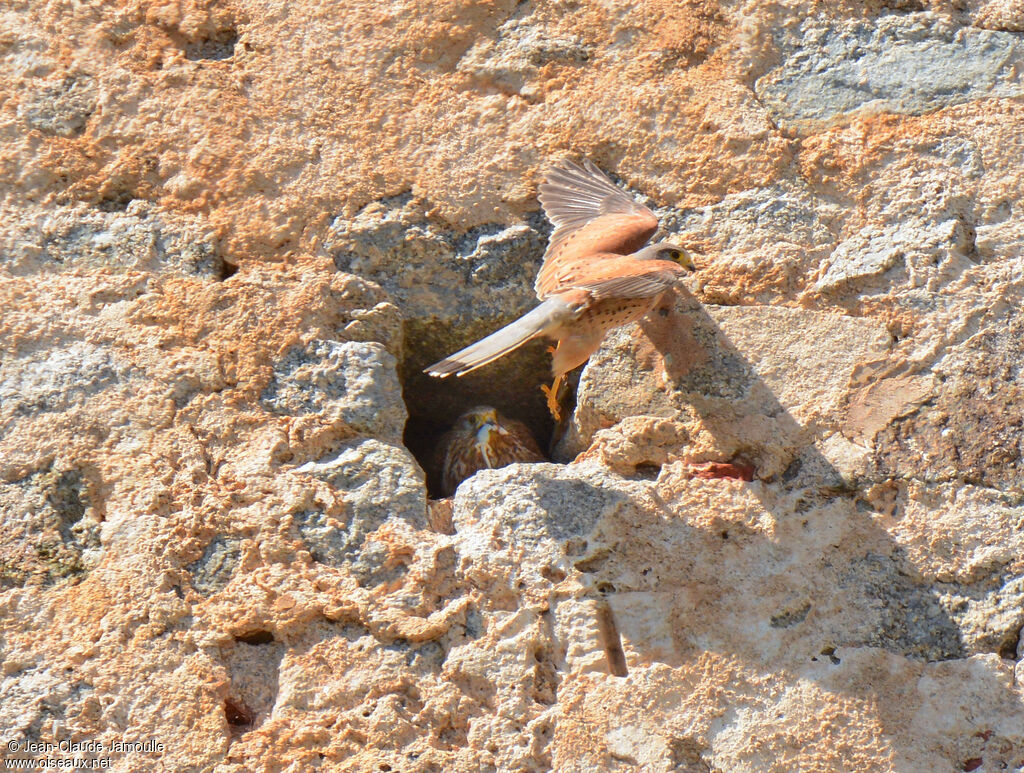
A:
[
  {"left": 572, "top": 258, "right": 685, "bottom": 301},
  {"left": 541, "top": 252, "right": 683, "bottom": 299},
  {"left": 535, "top": 159, "right": 659, "bottom": 299}
]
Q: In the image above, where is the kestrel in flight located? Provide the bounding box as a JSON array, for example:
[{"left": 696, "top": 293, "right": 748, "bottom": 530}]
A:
[
  {"left": 425, "top": 159, "right": 696, "bottom": 418},
  {"left": 435, "top": 406, "right": 545, "bottom": 497}
]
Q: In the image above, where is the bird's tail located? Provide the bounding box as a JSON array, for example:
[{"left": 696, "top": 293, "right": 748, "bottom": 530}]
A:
[{"left": 425, "top": 297, "right": 571, "bottom": 378}]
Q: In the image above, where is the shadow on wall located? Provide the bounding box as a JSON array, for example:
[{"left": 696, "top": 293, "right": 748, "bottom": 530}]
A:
[
  {"left": 526, "top": 295, "right": 1024, "bottom": 765},
  {"left": 544, "top": 293, "right": 969, "bottom": 668}
]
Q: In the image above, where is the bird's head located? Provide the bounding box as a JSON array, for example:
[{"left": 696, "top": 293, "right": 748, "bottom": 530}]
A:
[
  {"left": 457, "top": 406, "right": 502, "bottom": 467},
  {"left": 460, "top": 406, "right": 499, "bottom": 432},
  {"left": 647, "top": 244, "right": 696, "bottom": 274}
]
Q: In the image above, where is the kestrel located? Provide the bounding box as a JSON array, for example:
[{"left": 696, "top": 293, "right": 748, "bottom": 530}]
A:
[
  {"left": 425, "top": 159, "right": 696, "bottom": 418},
  {"left": 435, "top": 406, "right": 546, "bottom": 497}
]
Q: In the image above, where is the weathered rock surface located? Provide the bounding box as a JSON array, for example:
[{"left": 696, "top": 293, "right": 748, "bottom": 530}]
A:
[
  {"left": 1, "top": 1, "right": 1023, "bottom": 771},
  {"left": 755, "top": 13, "right": 1024, "bottom": 131}
]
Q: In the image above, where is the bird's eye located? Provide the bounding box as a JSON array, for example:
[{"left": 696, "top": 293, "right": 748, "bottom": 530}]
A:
[{"left": 670, "top": 250, "right": 681, "bottom": 260}]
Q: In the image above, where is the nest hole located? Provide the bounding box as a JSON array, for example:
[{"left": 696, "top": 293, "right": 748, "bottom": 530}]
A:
[{"left": 400, "top": 331, "right": 558, "bottom": 498}]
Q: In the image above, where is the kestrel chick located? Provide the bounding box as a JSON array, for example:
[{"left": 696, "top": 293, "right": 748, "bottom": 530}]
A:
[
  {"left": 436, "top": 406, "right": 545, "bottom": 497},
  {"left": 425, "top": 159, "right": 696, "bottom": 419}
]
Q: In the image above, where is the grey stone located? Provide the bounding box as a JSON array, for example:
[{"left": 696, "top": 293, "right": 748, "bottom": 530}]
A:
[
  {"left": 0, "top": 466, "right": 100, "bottom": 588},
  {"left": 292, "top": 508, "right": 360, "bottom": 568},
  {"left": 183, "top": 28, "right": 238, "bottom": 61},
  {"left": 327, "top": 194, "right": 547, "bottom": 324},
  {"left": 0, "top": 30, "right": 53, "bottom": 80},
  {"left": 0, "top": 342, "right": 133, "bottom": 430},
  {"left": 832, "top": 552, "right": 964, "bottom": 661},
  {"left": 295, "top": 439, "right": 427, "bottom": 582},
  {"left": 948, "top": 572, "right": 1024, "bottom": 657},
  {"left": 0, "top": 202, "right": 220, "bottom": 278},
  {"left": 813, "top": 218, "right": 974, "bottom": 293},
  {"left": 188, "top": 537, "right": 243, "bottom": 595},
  {"left": 453, "top": 463, "right": 643, "bottom": 580},
  {"left": 453, "top": 466, "right": 970, "bottom": 667},
  {"left": 656, "top": 181, "right": 841, "bottom": 304},
  {"left": 756, "top": 13, "right": 1024, "bottom": 130},
  {"left": 18, "top": 75, "right": 97, "bottom": 137},
  {"left": 458, "top": 10, "right": 592, "bottom": 97},
  {"left": 657, "top": 181, "right": 839, "bottom": 260},
  {"left": 345, "top": 538, "right": 410, "bottom": 587},
  {"left": 296, "top": 439, "right": 426, "bottom": 526},
  {"left": 926, "top": 136, "right": 986, "bottom": 180},
  {"left": 261, "top": 340, "right": 406, "bottom": 442},
  {"left": 322, "top": 277, "right": 405, "bottom": 358},
  {"left": 814, "top": 228, "right": 905, "bottom": 292},
  {"left": 0, "top": 666, "right": 95, "bottom": 747}
]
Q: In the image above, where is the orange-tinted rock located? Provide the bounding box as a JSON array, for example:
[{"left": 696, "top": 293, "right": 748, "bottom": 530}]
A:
[{"left": 2, "top": 1, "right": 1024, "bottom": 770}]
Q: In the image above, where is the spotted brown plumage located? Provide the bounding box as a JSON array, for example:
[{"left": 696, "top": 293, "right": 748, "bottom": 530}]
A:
[
  {"left": 425, "top": 159, "right": 697, "bottom": 419},
  {"left": 435, "top": 406, "right": 545, "bottom": 497}
]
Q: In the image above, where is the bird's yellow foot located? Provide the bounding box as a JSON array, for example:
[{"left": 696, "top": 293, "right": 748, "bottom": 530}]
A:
[{"left": 541, "top": 383, "right": 561, "bottom": 421}]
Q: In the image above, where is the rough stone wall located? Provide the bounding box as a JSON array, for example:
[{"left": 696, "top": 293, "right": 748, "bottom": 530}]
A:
[{"left": 1, "top": 0, "right": 1023, "bottom": 771}]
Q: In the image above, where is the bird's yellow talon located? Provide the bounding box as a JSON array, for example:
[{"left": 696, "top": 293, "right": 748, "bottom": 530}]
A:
[{"left": 541, "top": 382, "right": 562, "bottom": 421}]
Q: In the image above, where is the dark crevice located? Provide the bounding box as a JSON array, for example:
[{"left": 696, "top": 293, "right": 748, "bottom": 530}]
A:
[
  {"left": 539, "top": 565, "right": 566, "bottom": 583},
  {"left": 234, "top": 630, "right": 275, "bottom": 646},
  {"left": 996, "top": 623, "right": 1022, "bottom": 661},
  {"left": 329, "top": 194, "right": 562, "bottom": 494},
  {"left": 224, "top": 697, "right": 253, "bottom": 727},
  {"left": 875, "top": 0, "right": 925, "bottom": 13},
  {"left": 816, "top": 646, "right": 841, "bottom": 665},
  {"left": 531, "top": 645, "right": 558, "bottom": 706},
  {"left": 184, "top": 28, "right": 239, "bottom": 61},
  {"left": 595, "top": 601, "right": 628, "bottom": 677},
  {"left": 573, "top": 548, "right": 610, "bottom": 574},
  {"left": 97, "top": 191, "right": 133, "bottom": 212},
  {"left": 219, "top": 260, "right": 239, "bottom": 280},
  {"left": 633, "top": 462, "right": 662, "bottom": 480}
]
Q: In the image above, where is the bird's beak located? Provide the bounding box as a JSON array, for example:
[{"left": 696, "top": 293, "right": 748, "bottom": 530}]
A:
[
  {"left": 472, "top": 410, "right": 498, "bottom": 431},
  {"left": 676, "top": 248, "right": 696, "bottom": 272}
]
